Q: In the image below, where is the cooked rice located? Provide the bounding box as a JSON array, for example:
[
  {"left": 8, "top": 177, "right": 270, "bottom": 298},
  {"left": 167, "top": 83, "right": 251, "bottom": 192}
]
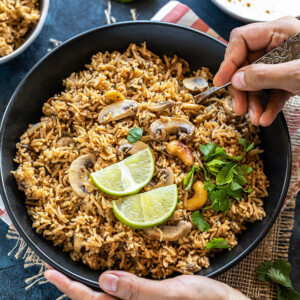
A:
[
  {"left": 13, "top": 43, "right": 269, "bottom": 278},
  {"left": 0, "top": 0, "right": 40, "bottom": 57}
]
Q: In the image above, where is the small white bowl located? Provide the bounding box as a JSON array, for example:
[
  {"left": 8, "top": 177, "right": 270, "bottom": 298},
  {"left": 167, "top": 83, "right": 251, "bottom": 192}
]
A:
[
  {"left": 211, "top": 0, "right": 300, "bottom": 23},
  {"left": 0, "top": 0, "right": 49, "bottom": 65}
]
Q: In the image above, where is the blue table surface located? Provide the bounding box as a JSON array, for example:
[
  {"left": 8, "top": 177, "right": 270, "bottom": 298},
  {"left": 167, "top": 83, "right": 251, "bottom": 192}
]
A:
[{"left": 0, "top": 0, "right": 299, "bottom": 299}]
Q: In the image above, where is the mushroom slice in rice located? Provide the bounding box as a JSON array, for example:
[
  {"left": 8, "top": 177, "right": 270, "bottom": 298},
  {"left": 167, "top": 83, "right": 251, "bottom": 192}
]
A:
[
  {"left": 143, "top": 220, "right": 192, "bottom": 241},
  {"left": 119, "top": 141, "right": 149, "bottom": 155},
  {"left": 183, "top": 77, "right": 208, "bottom": 91},
  {"left": 149, "top": 117, "right": 195, "bottom": 141},
  {"left": 74, "top": 236, "right": 84, "bottom": 253},
  {"left": 147, "top": 101, "right": 181, "bottom": 112},
  {"left": 98, "top": 100, "right": 138, "bottom": 124},
  {"left": 56, "top": 137, "right": 73, "bottom": 147},
  {"left": 68, "top": 154, "right": 95, "bottom": 198},
  {"left": 154, "top": 168, "right": 174, "bottom": 188}
]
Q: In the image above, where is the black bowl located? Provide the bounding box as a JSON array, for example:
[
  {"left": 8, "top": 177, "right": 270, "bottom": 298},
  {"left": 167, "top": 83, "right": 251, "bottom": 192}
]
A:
[{"left": 0, "top": 21, "right": 291, "bottom": 288}]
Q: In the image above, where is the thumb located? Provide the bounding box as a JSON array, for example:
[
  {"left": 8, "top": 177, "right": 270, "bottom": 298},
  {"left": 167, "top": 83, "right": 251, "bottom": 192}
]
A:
[
  {"left": 99, "top": 271, "right": 182, "bottom": 300},
  {"left": 231, "top": 60, "right": 300, "bottom": 94}
]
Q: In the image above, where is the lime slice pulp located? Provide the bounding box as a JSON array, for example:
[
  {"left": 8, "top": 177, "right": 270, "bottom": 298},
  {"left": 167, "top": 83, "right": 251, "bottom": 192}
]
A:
[
  {"left": 90, "top": 148, "right": 155, "bottom": 196},
  {"left": 112, "top": 184, "right": 178, "bottom": 229}
]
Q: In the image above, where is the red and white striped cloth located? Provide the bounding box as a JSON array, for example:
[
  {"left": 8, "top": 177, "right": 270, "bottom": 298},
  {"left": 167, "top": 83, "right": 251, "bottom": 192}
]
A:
[
  {"left": 152, "top": 1, "right": 227, "bottom": 43},
  {"left": 0, "top": 1, "right": 299, "bottom": 228}
]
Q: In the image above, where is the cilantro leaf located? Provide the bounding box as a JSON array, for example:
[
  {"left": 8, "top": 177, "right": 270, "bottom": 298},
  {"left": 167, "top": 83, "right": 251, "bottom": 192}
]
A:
[
  {"left": 257, "top": 261, "right": 274, "bottom": 282},
  {"left": 127, "top": 126, "right": 143, "bottom": 143},
  {"left": 277, "top": 285, "right": 300, "bottom": 300},
  {"left": 216, "top": 162, "right": 237, "bottom": 185},
  {"left": 192, "top": 211, "right": 210, "bottom": 232},
  {"left": 257, "top": 259, "right": 300, "bottom": 300},
  {"left": 239, "top": 138, "right": 254, "bottom": 152},
  {"left": 236, "top": 165, "right": 253, "bottom": 175},
  {"left": 205, "top": 238, "right": 231, "bottom": 249},
  {"left": 200, "top": 143, "right": 218, "bottom": 161},
  {"left": 267, "top": 268, "right": 292, "bottom": 288},
  {"left": 204, "top": 177, "right": 216, "bottom": 194},
  {"left": 183, "top": 165, "right": 200, "bottom": 191}
]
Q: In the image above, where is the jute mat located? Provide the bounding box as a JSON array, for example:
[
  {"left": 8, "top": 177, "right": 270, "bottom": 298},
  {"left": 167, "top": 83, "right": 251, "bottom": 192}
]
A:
[{"left": 5, "top": 97, "right": 299, "bottom": 300}]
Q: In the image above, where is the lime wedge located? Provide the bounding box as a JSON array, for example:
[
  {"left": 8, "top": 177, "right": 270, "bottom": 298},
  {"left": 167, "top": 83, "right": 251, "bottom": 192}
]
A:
[
  {"left": 112, "top": 184, "right": 178, "bottom": 229},
  {"left": 90, "top": 148, "right": 155, "bottom": 196}
]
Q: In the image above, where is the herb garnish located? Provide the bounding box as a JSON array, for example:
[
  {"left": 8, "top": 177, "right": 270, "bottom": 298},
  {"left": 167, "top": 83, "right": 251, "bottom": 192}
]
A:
[
  {"left": 199, "top": 143, "right": 253, "bottom": 214},
  {"left": 192, "top": 211, "right": 210, "bottom": 232},
  {"left": 183, "top": 165, "right": 200, "bottom": 191},
  {"left": 238, "top": 138, "right": 254, "bottom": 152},
  {"left": 205, "top": 238, "right": 231, "bottom": 249},
  {"left": 127, "top": 126, "right": 143, "bottom": 143},
  {"left": 257, "top": 259, "right": 300, "bottom": 299}
]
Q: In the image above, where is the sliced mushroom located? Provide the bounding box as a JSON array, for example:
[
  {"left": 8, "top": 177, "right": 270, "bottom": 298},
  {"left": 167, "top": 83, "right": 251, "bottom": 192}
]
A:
[
  {"left": 74, "top": 236, "right": 84, "bottom": 253},
  {"left": 183, "top": 77, "right": 208, "bottom": 91},
  {"left": 27, "top": 123, "right": 41, "bottom": 136},
  {"left": 155, "top": 168, "right": 174, "bottom": 188},
  {"left": 181, "top": 103, "right": 202, "bottom": 110},
  {"left": 143, "top": 220, "right": 192, "bottom": 241},
  {"left": 119, "top": 141, "right": 149, "bottom": 155},
  {"left": 222, "top": 98, "right": 235, "bottom": 117},
  {"left": 149, "top": 117, "right": 195, "bottom": 141},
  {"left": 57, "top": 137, "right": 73, "bottom": 147},
  {"left": 69, "top": 154, "right": 95, "bottom": 198},
  {"left": 148, "top": 101, "right": 181, "bottom": 112},
  {"left": 98, "top": 100, "right": 138, "bottom": 124}
]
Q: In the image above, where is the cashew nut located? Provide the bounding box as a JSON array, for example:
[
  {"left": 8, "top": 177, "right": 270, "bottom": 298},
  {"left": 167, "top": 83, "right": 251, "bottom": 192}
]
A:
[
  {"left": 184, "top": 181, "right": 208, "bottom": 211},
  {"left": 166, "top": 140, "right": 194, "bottom": 166},
  {"left": 74, "top": 236, "right": 84, "bottom": 253}
]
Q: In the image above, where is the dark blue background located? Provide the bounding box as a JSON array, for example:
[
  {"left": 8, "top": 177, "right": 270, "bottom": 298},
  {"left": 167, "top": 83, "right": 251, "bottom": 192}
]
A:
[{"left": 0, "top": 0, "right": 299, "bottom": 299}]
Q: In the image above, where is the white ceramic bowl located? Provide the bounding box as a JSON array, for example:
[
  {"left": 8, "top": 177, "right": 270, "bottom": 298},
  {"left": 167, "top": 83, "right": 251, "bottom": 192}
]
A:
[
  {"left": 0, "top": 0, "right": 49, "bottom": 65},
  {"left": 211, "top": 0, "right": 300, "bottom": 23}
]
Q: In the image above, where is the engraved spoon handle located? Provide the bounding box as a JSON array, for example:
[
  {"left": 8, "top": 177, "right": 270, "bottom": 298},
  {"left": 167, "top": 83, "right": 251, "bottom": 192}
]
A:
[{"left": 195, "top": 31, "right": 300, "bottom": 103}]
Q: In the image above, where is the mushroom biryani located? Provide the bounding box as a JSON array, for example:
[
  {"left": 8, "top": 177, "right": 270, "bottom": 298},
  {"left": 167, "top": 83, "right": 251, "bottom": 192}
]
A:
[{"left": 13, "top": 43, "right": 269, "bottom": 278}]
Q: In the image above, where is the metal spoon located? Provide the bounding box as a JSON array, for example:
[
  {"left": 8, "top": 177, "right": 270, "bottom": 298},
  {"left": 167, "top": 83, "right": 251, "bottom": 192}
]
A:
[{"left": 183, "top": 31, "right": 300, "bottom": 103}]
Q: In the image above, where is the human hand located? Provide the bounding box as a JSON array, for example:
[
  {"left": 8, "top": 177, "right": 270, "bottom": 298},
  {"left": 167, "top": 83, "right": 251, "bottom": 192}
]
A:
[
  {"left": 44, "top": 267, "right": 250, "bottom": 300},
  {"left": 214, "top": 16, "right": 300, "bottom": 127}
]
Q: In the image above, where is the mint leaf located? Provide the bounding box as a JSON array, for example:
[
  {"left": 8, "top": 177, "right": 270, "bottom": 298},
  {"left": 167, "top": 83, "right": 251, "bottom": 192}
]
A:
[
  {"left": 183, "top": 165, "right": 200, "bottom": 191},
  {"left": 257, "top": 261, "right": 274, "bottom": 282},
  {"left": 205, "top": 238, "right": 231, "bottom": 249},
  {"left": 239, "top": 138, "right": 254, "bottom": 152},
  {"left": 206, "top": 158, "right": 227, "bottom": 176},
  {"left": 227, "top": 155, "right": 243, "bottom": 161},
  {"left": 127, "top": 126, "right": 143, "bottom": 143},
  {"left": 192, "top": 211, "right": 210, "bottom": 232},
  {"left": 216, "top": 162, "right": 237, "bottom": 185}
]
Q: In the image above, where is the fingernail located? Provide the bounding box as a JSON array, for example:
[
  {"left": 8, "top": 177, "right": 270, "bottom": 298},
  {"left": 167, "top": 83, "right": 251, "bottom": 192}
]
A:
[
  {"left": 100, "top": 274, "right": 119, "bottom": 292},
  {"left": 248, "top": 108, "right": 254, "bottom": 120},
  {"left": 232, "top": 71, "right": 246, "bottom": 89}
]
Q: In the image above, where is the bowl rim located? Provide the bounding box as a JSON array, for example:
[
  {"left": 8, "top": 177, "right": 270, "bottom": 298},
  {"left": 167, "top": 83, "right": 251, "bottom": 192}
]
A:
[
  {"left": 0, "top": 0, "right": 50, "bottom": 65},
  {"left": 211, "top": 0, "right": 300, "bottom": 23},
  {"left": 0, "top": 20, "right": 292, "bottom": 287}
]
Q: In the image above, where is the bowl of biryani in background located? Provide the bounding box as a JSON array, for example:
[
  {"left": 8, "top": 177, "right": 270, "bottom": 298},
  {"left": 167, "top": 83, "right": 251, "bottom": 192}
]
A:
[
  {"left": 0, "top": 0, "right": 49, "bottom": 65},
  {"left": 0, "top": 22, "right": 291, "bottom": 288}
]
